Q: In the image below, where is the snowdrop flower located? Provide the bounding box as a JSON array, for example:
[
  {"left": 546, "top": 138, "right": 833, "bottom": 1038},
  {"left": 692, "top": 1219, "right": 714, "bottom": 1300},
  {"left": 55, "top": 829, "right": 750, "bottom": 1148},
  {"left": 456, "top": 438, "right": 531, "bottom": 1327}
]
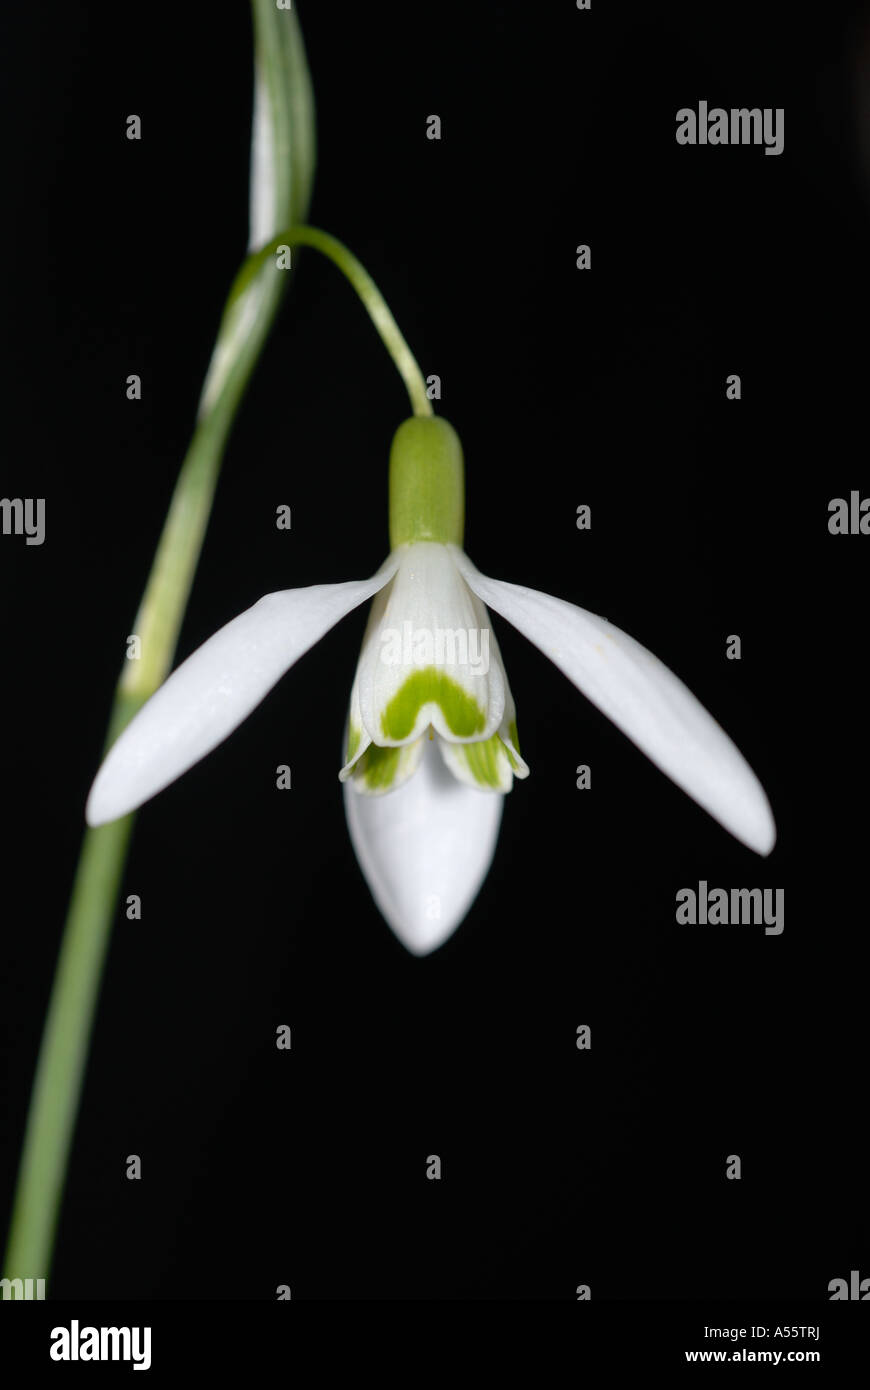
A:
[{"left": 87, "top": 416, "right": 775, "bottom": 954}]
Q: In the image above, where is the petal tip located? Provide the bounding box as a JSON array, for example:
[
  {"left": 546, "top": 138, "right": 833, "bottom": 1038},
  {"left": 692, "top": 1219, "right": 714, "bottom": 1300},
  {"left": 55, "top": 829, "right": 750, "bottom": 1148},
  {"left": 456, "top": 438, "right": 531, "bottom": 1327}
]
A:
[
  {"left": 731, "top": 792, "right": 776, "bottom": 857},
  {"left": 84, "top": 775, "right": 116, "bottom": 828},
  {"left": 755, "top": 815, "right": 777, "bottom": 859},
  {"left": 84, "top": 774, "right": 130, "bottom": 828},
  {"left": 343, "top": 736, "right": 502, "bottom": 956},
  {"left": 387, "top": 913, "right": 462, "bottom": 957}
]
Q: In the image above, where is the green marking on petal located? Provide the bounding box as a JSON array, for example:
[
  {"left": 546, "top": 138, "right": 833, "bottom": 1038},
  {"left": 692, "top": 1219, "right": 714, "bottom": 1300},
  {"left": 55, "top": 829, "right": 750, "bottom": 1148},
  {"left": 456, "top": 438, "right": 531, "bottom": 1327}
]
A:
[
  {"left": 457, "top": 734, "right": 510, "bottom": 789},
  {"left": 355, "top": 743, "right": 404, "bottom": 791},
  {"left": 380, "top": 668, "right": 486, "bottom": 740},
  {"left": 508, "top": 719, "right": 520, "bottom": 752},
  {"left": 346, "top": 722, "right": 361, "bottom": 762}
]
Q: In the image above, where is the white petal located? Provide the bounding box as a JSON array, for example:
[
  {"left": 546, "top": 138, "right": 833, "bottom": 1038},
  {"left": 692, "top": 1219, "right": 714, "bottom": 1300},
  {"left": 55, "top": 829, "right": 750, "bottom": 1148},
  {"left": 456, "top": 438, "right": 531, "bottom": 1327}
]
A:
[
  {"left": 354, "top": 542, "right": 506, "bottom": 747},
  {"left": 86, "top": 557, "right": 399, "bottom": 826},
  {"left": 344, "top": 735, "right": 503, "bottom": 955},
  {"left": 452, "top": 549, "right": 775, "bottom": 856}
]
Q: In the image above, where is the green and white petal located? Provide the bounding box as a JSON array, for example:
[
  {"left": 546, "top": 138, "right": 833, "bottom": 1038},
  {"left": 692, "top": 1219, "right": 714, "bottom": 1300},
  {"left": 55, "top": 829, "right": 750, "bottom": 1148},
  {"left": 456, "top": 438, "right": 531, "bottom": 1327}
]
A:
[
  {"left": 451, "top": 547, "right": 775, "bottom": 857},
  {"left": 494, "top": 668, "right": 529, "bottom": 778},
  {"left": 86, "top": 555, "right": 399, "bottom": 826},
  {"left": 437, "top": 678, "right": 529, "bottom": 792},
  {"left": 497, "top": 718, "right": 528, "bottom": 778},
  {"left": 340, "top": 597, "right": 429, "bottom": 793},
  {"left": 437, "top": 728, "right": 520, "bottom": 792},
  {"left": 344, "top": 733, "right": 427, "bottom": 796},
  {"left": 354, "top": 542, "right": 506, "bottom": 748},
  {"left": 344, "top": 735, "right": 503, "bottom": 955}
]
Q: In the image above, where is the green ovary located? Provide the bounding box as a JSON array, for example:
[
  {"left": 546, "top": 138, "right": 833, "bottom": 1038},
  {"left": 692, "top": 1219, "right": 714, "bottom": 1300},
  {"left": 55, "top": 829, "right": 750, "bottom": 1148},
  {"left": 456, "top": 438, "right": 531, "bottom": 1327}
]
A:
[
  {"left": 380, "top": 668, "right": 486, "bottom": 741},
  {"left": 388, "top": 416, "right": 465, "bottom": 548}
]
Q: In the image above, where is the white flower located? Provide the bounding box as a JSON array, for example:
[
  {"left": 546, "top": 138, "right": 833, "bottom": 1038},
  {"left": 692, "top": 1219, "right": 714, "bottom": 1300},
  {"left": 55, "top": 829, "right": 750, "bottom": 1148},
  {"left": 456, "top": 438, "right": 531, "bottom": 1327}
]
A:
[{"left": 87, "top": 417, "right": 775, "bottom": 955}]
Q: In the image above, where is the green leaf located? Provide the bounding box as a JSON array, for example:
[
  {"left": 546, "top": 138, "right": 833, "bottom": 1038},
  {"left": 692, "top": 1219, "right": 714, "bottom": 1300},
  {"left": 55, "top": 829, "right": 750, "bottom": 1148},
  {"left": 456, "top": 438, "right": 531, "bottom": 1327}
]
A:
[
  {"left": 250, "top": 0, "right": 317, "bottom": 241},
  {"left": 198, "top": 1, "right": 317, "bottom": 420}
]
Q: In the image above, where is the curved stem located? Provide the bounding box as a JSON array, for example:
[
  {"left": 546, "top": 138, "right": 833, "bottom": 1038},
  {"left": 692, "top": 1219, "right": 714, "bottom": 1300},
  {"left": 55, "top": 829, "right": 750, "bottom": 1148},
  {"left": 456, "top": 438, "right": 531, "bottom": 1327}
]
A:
[
  {"left": 228, "top": 224, "right": 433, "bottom": 419},
  {"left": 3, "top": 223, "right": 426, "bottom": 1291},
  {"left": 3, "top": 84, "right": 319, "bottom": 1301}
]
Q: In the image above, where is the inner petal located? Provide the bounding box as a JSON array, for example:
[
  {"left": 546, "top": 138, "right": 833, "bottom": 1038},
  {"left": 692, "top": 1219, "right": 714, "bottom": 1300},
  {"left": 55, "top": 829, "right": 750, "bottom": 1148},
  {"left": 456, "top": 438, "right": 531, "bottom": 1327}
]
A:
[
  {"left": 380, "top": 668, "right": 487, "bottom": 741},
  {"left": 356, "top": 542, "right": 507, "bottom": 747},
  {"left": 346, "top": 735, "right": 425, "bottom": 796},
  {"left": 438, "top": 720, "right": 530, "bottom": 793}
]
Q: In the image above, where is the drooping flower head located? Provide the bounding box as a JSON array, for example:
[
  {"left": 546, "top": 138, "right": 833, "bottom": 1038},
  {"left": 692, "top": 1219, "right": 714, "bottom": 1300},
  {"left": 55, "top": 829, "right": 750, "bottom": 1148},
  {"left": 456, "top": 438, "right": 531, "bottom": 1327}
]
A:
[{"left": 87, "top": 415, "right": 774, "bottom": 954}]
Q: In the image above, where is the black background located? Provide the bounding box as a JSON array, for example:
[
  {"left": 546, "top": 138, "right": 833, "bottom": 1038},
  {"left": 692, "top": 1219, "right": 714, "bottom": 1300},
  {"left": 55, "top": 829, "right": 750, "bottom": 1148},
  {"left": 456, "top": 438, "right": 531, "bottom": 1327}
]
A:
[{"left": 1, "top": 0, "right": 868, "bottom": 1302}]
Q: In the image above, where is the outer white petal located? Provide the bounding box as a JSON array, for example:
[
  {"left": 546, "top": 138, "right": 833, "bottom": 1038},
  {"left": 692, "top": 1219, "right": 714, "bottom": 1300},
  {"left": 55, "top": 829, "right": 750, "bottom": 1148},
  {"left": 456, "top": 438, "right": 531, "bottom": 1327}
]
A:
[
  {"left": 86, "top": 556, "right": 399, "bottom": 826},
  {"left": 355, "top": 542, "right": 506, "bottom": 747},
  {"left": 344, "top": 735, "right": 503, "bottom": 955},
  {"left": 451, "top": 548, "right": 775, "bottom": 856}
]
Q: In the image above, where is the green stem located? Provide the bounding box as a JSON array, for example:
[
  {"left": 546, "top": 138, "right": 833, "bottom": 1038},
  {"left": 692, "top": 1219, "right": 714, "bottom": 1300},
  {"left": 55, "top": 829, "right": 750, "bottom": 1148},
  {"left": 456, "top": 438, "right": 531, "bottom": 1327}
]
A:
[
  {"left": 2, "top": 228, "right": 287, "bottom": 1299},
  {"left": 3, "top": 817, "right": 135, "bottom": 1288},
  {"left": 2, "top": 226, "right": 431, "bottom": 1290},
  {"left": 1, "top": 303, "right": 271, "bottom": 1287},
  {"left": 229, "top": 224, "right": 434, "bottom": 419},
  {"left": 3, "top": 0, "right": 328, "bottom": 1298}
]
